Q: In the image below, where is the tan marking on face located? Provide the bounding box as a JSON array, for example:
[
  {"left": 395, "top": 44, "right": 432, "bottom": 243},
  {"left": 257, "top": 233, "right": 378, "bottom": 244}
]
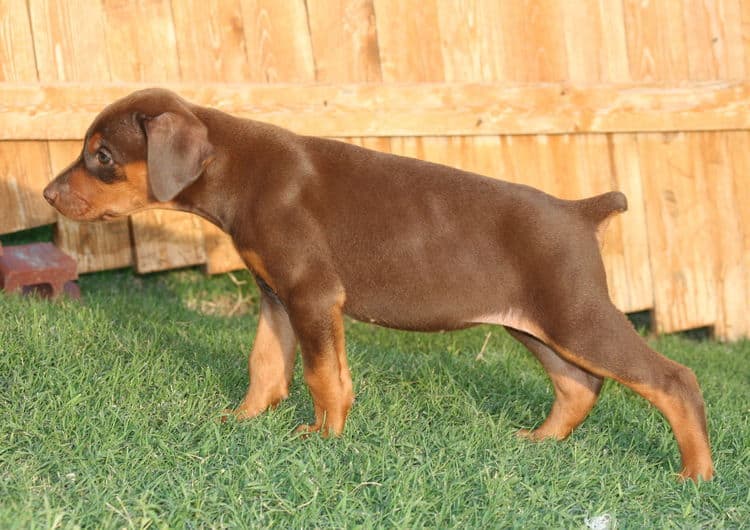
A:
[
  {"left": 86, "top": 133, "right": 102, "bottom": 155},
  {"left": 121, "top": 161, "right": 149, "bottom": 193},
  {"left": 51, "top": 159, "right": 154, "bottom": 221}
]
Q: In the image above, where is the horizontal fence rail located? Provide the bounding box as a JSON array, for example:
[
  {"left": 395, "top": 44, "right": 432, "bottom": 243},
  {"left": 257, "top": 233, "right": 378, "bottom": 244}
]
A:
[{"left": 1, "top": 81, "right": 749, "bottom": 140}]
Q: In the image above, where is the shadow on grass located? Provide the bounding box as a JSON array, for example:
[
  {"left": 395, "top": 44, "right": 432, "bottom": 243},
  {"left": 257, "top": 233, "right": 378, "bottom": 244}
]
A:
[{"left": 18, "top": 265, "right": 699, "bottom": 476}]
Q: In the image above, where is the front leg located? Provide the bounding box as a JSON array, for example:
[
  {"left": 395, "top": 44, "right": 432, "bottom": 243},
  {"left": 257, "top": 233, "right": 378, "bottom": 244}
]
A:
[
  {"left": 288, "top": 283, "right": 354, "bottom": 437},
  {"left": 229, "top": 290, "right": 297, "bottom": 420}
]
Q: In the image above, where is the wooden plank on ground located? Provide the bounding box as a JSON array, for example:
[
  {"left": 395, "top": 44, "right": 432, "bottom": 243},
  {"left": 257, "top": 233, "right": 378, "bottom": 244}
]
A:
[
  {"left": 638, "top": 132, "right": 717, "bottom": 333},
  {"left": 3, "top": 81, "right": 750, "bottom": 140},
  {"left": 29, "top": 0, "right": 133, "bottom": 271},
  {"left": 47, "top": 141, "right": 132, "bottom": 273},
  {"left": 103, "top": 0, "right": 206, "bottom": 274}
]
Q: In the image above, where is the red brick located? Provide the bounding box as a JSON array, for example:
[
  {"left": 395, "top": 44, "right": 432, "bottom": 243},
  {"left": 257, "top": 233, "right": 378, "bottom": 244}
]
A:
[{"left": 0, "top": 242, "right": 80, "bottom": 299}]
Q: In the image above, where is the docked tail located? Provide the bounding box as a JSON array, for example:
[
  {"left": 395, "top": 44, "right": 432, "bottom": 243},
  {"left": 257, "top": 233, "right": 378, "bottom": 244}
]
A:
[{"left": 574, "top": 191, "right": 628, "bottom": 245}]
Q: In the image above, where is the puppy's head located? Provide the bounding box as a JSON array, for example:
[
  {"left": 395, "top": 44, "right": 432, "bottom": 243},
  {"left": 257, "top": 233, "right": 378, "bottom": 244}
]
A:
[{"left": 43, "top": 88, "right": 215, "bottom": 221}]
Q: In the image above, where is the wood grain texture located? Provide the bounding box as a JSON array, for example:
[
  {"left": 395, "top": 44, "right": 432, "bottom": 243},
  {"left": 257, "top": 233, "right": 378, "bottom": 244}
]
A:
[
  {"left": 683, "top": 0, "right": 745, "bottom": 80},
  {"left": 240, "top": 0, "right": 315, "bottom": 82},
  {"left": 0, "top": 1, "right": 56, "bottom": 235},
  {"left": 306, "top": 0, "right": 382, "bottom": 82},
  {"left": 30, "top": 0, "right": 133, "bottom": 271},
  {"left": 560, "top": 0, "right": 651, "bottom": 313},
  {"left": 199, "top": 0, "right": 318, "bottom": 273},
  {"left": 638, "top": 132, "right": 717, "bottom": 333},
  {"left": 374, "top": 0, "right": 443, "bottom": 82},
  {"left": 702, "top": 131, "right": 748, "bottom": 340},
  {"left": 561, "top": 0, "right": 630, "bottom": 82},
  {"left": 493, "top": 0, "right": 568, "bottom": 82},
  {"left": 0, "top": 0, "right": 37, "bottom": 81},
  {"left": 623, "top": 0, "right": 689, "bottom": 81},
  {"left": 4, "top": 81, "right": 750, "bottom": 140},
  {"left": 172, "top": 0, "right": 252, "bottom": 274},
  {"left": 171, "top": 0, "right": 250, "bottom": 82},
  {"left": 0, "top": 142, "right": 56, "bottom": 233},
  {"left": 720, "top": 131, "right": 750, "bottom": 340},
  {"left": 104, "top": 0, "right": 206, "bottom": 274}
]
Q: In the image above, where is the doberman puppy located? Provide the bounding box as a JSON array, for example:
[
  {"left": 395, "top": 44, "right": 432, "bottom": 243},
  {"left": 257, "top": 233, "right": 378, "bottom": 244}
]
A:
[{"left": 43, "top": 88, "right": 713, "bottom": 481}]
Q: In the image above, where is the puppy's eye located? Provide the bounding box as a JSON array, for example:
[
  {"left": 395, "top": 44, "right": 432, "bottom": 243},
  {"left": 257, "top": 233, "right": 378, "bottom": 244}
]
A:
[{"left": 96, "top": 149, "right": 112, "bottom": 165}]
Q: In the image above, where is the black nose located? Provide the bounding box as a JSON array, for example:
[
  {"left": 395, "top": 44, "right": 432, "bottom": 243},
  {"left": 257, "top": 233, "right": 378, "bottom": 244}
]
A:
[{"left": 43, "top": 186, "right": 58, "bottom": 205}]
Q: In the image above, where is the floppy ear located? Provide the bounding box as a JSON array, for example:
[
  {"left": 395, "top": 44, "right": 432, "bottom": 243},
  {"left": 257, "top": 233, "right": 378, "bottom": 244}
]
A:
[{"left": 143, "top": 112, "right": 215, "bottom": 202}]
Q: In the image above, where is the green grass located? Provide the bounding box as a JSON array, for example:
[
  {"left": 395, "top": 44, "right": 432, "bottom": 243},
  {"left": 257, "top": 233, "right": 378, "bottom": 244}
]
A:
[{"left": 1, "top": 267, "right": 748, "bottom": 528}]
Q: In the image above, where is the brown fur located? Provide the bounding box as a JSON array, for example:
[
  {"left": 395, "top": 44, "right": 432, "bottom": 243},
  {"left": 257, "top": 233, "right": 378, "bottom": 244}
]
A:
[{"left": 43, "top": 88, "right": 713, "bottom": 481}]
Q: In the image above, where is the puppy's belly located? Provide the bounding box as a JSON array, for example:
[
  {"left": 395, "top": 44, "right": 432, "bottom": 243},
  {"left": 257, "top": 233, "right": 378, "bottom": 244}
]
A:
[{"left": 341, "top": 287, "right": 528, "bottom": 333}]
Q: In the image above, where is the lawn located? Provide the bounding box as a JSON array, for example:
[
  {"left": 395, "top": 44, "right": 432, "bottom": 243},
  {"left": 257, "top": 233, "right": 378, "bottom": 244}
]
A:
[{"left": 1, "top": 256, "right": 749, "bottom": 527}]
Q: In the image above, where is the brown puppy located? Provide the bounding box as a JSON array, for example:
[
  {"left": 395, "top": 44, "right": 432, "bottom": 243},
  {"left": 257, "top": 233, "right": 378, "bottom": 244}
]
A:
[{"left": 43, "top": 88, "right": 713, "bottom": 481}]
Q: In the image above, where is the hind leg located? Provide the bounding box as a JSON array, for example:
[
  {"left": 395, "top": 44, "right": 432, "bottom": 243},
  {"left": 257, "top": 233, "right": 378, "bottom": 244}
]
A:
[
  {"left": 506, "top": 327, "right": 603, "bottom": 440},
  {"left": 545, "top": 305, "right": 713, "bottom": 481}
]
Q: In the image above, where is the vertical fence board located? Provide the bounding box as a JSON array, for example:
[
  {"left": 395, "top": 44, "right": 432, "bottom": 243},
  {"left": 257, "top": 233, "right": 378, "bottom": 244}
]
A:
[
  {"left": 0, "top": 142, "right": 55, "bottom": 234},
  {"left": 683, "top": 0, "right": 745, "bottom": 80},
  {"left": 170, "top": 0, "right": 251, "bottom": 274},
  {"left": 681, "top": 1, "right": 747, "bottom": 338},
  {"left": 375, "top": 0, "right": 443, "bottom": 162},
  {"left": 0, "top": 0, "right": 37, "bottom": 80},
  {"left": 608, "top": 134, "right": 653, "bottom": 312},
  {"left": 623, "top": 0, "right": 689, "bottom": 81},
  {"left": 374, "top": 0, "right": 443, "bottom": 82},
  {"left": 562, "top": 0, "right": 630, "bottom": 82},
  {"left": 240, "top": 0, "right": 315, "bottom": 82},
  {"left": 306, "top": 0, "right": 382, "bottom": 82},
  {"left": 559, "top": 0, "right": 651, "bottom": 312},
  {"left": 103, "top": 0, "right": 206, "bottom": 274},
  {"left": 0, "top": 0, "right": 56, "bottom": 235},
  {"left": 29, "top": 0, "right": 132, "bottom": 271},
  {"left": 623, "top": 0, "right": 712, "bottom": 331},
  {"left": 638, "top": 132, "right": 717, "bottom": 333},
  {"left": 171, "top": 0, "right": 250, "bottom": 82},
  {"left": 702, "top": 132, "right": 749, "bottom": 340},
  {"left": 722, "top": 131, "right": 750, "bottom": 339}
]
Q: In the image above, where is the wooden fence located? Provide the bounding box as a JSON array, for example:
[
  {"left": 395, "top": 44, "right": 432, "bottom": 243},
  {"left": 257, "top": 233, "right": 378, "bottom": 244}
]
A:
[{"left": 1, "top": 0, "right": 749, "bottom": 340}]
